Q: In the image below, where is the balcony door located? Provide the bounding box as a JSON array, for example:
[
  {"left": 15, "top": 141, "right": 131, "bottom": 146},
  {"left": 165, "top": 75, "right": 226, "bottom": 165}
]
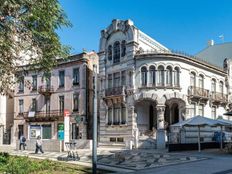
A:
[{"left": 45, "top": 96, "right": 50, "bottom": 114}]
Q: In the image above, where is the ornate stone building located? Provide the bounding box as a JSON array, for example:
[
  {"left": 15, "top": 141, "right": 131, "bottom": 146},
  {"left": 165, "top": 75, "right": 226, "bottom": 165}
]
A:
[{"left": 98, "top": 19, "right": 230, "bottom": 149}]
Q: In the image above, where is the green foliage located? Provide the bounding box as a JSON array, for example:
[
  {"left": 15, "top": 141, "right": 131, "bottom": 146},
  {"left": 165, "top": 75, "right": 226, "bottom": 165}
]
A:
[
  {"left": 0, "top": 0, "right": 72, "bottom": 94},
  {"left": 0, "top": 154, "right": 95, "bottom": 174}
]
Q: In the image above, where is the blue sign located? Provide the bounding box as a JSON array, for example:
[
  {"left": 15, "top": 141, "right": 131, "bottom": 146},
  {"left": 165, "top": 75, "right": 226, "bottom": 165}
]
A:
[{"left": 58, "top": 130, "right": 64, "bottom": 140}]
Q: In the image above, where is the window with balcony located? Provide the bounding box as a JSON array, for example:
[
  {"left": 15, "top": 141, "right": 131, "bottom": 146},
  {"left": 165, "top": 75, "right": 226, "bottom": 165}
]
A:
[
  {"left": 174, "top": 67, "right": 180, "bottom": 87},
  {"left": 59, "top": 70, "right": 65, "bottom": 88},
  {"left": 199, "top": 74, "right": 204, "bottom": 89},
  {"left": 113, "top": 41, "right": 120, "bottom": 63},
  {"left": 19, "top": 99, "right": 24, "bottom": 114},
  {"left": 59, "top": 96, "right": 64, "bottom": 113},
  {"left": 32, "top": 75, "right": 37, "bottom": 90},
  {"left": 113, "top": 72, "right": 120, "bottom": 87},
  {"left": 108, "top": 45, "right": 112, "bottom": 61},
  {"left": 198, "top": 104, "right": 204, "bottom": 116},
  {"left": 45, "top": 96, "right": 50, "bottom": 113},
  {"left": 121, "top": 71, "right": 126, "bottom": 86},
  {"left": 190, "top": 72, "right": 196, "bottom": 87},
  {"left": 157, "top": 66, "right": 164, "bottom": 86},
  {"left": 18, "top": 77, "right": 24, "bottom": 93},
  {"left": 211, "top": 79, "right": 216, "bottom": 93},
  {"left": 108, "top": 74, "right": 112, "bottom": 88},
  {"left": 212, "top": 106, "right": 216, "bottom": 119},
  {"left": 31, "top": 98, "right": 37, "bottom": 112},
  {"left": 149, "top": 66, "right": 156, "bottom": 86},
  {"left": 166, "top": 66, "right": 172, "bottom": 86},
  {"left": 73, "top": 68, "right": 79, "bottom": 86},
  {"left": 121, "top": 40, "right": 126, "bottom": 57},
  {"left": 73, "top": 93, "right": 79, "bottom": 112},
  {"left": 219, "top": 81, "right": 223, "bottom": 94},
  {"left": 141, "top": 66, "right": 147, "bottom": 86}
]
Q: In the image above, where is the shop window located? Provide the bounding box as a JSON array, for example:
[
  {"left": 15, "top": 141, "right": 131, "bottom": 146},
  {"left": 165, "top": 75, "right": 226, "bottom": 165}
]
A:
[{"left": 42, "top": 125, "right": 51, "bottom": 139}]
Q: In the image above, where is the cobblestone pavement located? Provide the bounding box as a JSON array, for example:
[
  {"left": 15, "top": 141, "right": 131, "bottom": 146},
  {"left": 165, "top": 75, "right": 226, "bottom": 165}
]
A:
[{"left": 0, "top": 146, "right": 207, "bottom": 172}]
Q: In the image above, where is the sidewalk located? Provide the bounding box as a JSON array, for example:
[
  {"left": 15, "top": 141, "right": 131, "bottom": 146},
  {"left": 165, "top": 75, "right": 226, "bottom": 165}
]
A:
[{"left": 0, "top": 146, "right": 210, "bottom": 173}]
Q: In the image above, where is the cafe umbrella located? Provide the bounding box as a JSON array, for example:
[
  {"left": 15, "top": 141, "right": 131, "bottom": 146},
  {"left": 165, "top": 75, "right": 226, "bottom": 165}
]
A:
[{"left": 171, "top": 115, "right": 226, "bottom": 152}]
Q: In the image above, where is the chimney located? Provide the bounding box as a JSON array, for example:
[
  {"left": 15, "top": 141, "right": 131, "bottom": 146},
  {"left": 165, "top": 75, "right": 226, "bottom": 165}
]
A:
[{"left": 208, "top": 40, "right": 214, "bottom": 46}]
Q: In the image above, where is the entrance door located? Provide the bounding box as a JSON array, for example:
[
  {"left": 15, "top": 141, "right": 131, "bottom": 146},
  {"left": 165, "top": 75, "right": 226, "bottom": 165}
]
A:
[
  {"left": 171, "top": 104, "right": 179, "bottom": 124},
  {"left": 149, "top": 105, "right": 154, "bottom": 130},
  {"left": 18, "top": 125, "right": 24, "bottom": 139}
]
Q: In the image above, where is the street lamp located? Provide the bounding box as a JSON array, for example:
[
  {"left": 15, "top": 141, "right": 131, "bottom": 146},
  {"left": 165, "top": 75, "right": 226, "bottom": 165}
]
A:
[{"left": 92, "top": 64, "right": 97, "bottom": 174}]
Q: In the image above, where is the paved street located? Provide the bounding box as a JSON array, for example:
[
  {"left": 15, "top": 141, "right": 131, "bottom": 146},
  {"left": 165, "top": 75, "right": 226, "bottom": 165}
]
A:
[
  {"left": 132, "top": 150, "right": 232, "bottom": 174},
  {"left": 2, "top": 145, "right": 232, "bottom": 174}
]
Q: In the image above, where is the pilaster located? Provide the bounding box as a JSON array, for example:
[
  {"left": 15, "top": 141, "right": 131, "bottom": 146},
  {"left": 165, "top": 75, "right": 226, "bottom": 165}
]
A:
[{"left": 156, "top": 105, "right": 166, "bottom": 149}]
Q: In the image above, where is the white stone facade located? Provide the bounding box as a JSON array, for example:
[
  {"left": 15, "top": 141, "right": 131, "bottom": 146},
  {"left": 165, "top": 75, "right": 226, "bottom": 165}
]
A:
[{"left": 98, "top": 19, "right": 231, "bottom": 149}]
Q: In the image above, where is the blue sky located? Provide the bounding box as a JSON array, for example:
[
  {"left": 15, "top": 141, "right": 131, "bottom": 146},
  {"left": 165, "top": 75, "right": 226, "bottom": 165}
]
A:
[{"left": 57, "top": 0, "right": 232, "bottom": 55}]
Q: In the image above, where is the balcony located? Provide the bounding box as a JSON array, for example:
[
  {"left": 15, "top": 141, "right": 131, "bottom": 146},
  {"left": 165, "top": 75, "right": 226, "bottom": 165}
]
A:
[
  {"left": 188, "top": 86, "right": 209, "bottom": 100},
  {"left": 105, "top": 86, "right": 125, "bottom": 97},
  {"left": 38, "top": 85, "right": 54, "bottom": 96},
  {"left": 211, "top": 92, "right": 228, "bottom": 104},
  {"left": 23, "top": 110, "right": 63, "bottom": 122}
]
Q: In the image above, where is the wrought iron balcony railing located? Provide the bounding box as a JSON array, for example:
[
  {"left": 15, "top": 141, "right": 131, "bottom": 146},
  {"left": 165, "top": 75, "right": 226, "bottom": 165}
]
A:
[
  {"left": 211, "top": 92, "right": 228, "bottom": 103},
  {"left": 22, "top": 110, "right": 63, "bottom": 121},
  {"left": 188, "top": 86, "right": 209, "bottom": 99},
  {"left": 38, "top": 85, "right": 54, "bottom": 95},
  {"left": 105, "top": 86, "right": 125, "bottom": 97}
]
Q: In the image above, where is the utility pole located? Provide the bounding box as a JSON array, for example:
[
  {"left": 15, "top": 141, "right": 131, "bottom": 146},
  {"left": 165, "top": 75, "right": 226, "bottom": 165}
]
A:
[{"left": 92, "top": 64, "right": 97, "bottom": 174}]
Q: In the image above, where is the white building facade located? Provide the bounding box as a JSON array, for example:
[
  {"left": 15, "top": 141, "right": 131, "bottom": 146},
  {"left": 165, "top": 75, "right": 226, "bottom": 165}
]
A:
[{"left": 98, "top": 19, "right": 231, "bottom": 149}]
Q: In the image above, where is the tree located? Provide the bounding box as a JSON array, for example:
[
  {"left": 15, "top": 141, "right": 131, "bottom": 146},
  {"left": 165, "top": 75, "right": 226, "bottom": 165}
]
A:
[{"left": 0, "top": 0, "right": 71, "bottom": 94}]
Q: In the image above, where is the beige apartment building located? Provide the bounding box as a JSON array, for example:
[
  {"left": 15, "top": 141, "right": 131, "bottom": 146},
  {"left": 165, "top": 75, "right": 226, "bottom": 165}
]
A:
[{"left": 13, "top": 52, "right": 98, "bottom": 151}]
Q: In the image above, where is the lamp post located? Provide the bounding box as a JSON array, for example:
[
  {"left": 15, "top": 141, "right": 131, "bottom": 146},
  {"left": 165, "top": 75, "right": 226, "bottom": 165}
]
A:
[{"left": 92, "top": 64, "right": 97, "bottom": 174}]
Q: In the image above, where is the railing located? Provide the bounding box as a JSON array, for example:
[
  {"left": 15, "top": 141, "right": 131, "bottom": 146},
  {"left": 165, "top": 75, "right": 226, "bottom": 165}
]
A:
[
  {"left": 188, "top": 86, "right": 209, "bottom": 98},
  {"left": 135, "top": 49, "right": 224, "bottom": 70},
  {"left": 105, "top": 86, "right": 125, "bottom": 96},
  {"left": 38, "top": 85, "right": 54, "bottom": 95},
  {"left": 23, "top": 110, "right": 63, "bottom": 121},
  {"left": 211, "top": 92, "right": 228, "bottom": 103}
]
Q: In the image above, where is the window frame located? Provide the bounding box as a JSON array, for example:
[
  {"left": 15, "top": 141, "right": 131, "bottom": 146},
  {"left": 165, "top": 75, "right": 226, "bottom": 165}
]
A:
[{"left": 59, "top": 70, "right": 65, "bottom": 88}]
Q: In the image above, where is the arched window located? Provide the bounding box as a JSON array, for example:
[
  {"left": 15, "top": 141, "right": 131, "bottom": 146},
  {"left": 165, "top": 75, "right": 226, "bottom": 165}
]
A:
[
  {"left": 157, "top": 65, "right": 164, "bottom": 86},
  {"left": 174, "top": 67, "right": 180, "bottom": 87},
  {"left": 141, "top": 67, "right": 147, "bottom": 86},
  {"left": 199, "top": 74, "right": 204, "bottom": 89},
  {"left": 113, "top": 41, "right": 120, "bottom": 63},
  {"left": 211, "top": 79, "right": 216, "bottom": 93},
  {"left": 219, "top": 81, "right": 223, "bottom": 94},
  {"left": 121, "top": 40, "right": 126, "bottom": 57},
  {"left": 190, "top": 72, "right": 196, "bottom": 87},
  {"left": 149, "top": 66, "right": 156, "bottom": 86},
  {"left": 166, "top": 66, "right": 172, "bottom": 86},
  {"left": 108, "top": 45, "right": 112, "bottom": 60}
]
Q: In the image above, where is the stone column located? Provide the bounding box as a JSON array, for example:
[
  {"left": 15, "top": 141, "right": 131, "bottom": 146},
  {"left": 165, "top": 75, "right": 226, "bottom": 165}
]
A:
[
  {"left": 132, "top": 68, "right": 135, "bottom": 89},
  {"left": 172, "top": 70, "right": 175, "bottom": 87},
  {"left": 163, "top": 71, "right": 166, "bottom": 87},
  {"left": 147, "top": 70, "right": 150, "bottom": 87},
  {"left": 156, "top": 105, "right": 166, "bottom": 149},
  {"left": 131, "top": 106, "right": 138, "bottom": 148}
]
